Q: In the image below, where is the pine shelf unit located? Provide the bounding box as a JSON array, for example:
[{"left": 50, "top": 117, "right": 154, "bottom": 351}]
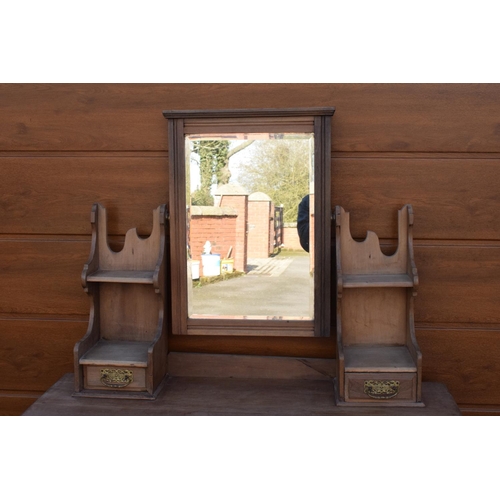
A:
[
  {"left": 334, "top": 204, "right": 423, "bottom": 406},
  {"left": 74, "top": 203, "right": 168, "bottom": 399}
]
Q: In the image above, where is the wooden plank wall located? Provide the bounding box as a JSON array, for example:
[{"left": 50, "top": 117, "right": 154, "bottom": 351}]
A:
[{"left": 1, "top": 84, "right": 499, "bottom": 415}]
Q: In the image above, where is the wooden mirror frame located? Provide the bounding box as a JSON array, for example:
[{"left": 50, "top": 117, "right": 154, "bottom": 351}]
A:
[{"left": 163, "top": 107, "right": 335, "bottom": 337}]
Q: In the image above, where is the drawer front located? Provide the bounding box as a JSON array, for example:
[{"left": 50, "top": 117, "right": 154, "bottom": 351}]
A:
[
  {"left": 84, "top": 366, "right": 147, "bottom": 391},
  {"left": 345, "top": 372, "right": 416, "bottom": 403}
]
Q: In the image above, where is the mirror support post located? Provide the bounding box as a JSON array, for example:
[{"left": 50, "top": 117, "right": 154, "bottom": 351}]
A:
[
  {"left": 168, "top": 117, "right": 188, "bottom": 336},
  {"left": 314, "top": 115, "right": 333, "bottom": 337}
]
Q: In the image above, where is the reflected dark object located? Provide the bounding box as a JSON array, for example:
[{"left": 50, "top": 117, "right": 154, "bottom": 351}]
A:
[{"left": 297, "top": 194, "right": 309, "bottom": 252}]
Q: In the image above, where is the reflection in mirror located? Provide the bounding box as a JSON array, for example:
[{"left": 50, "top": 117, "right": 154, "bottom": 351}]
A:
[{"left": 185, "top": 132, "right": 314, "bottom": 320}]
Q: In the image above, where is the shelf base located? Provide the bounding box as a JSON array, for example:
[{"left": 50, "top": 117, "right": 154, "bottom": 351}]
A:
[
  {"left": 344, "top": 345, "right": 417, "bottom": 373},
  {"left": 342, "top": 273, "right": 413, "bottom": 288},
  {"left": 87, "top": 270, "right": 155, "bottom": 284},
  {"left": 80, "top": 340, "right": 150, "bottom": 368}
]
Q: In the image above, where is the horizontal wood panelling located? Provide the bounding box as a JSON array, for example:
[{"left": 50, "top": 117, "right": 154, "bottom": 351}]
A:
[
  {"left": 333, "top": 158, "right": 500, "bottom": 240},
  {"left": 418, "top": 328, "right": 500, "bottom": 406},
  {"left": 0, "top": 240, "right": 89, "bottom": 316},
  {"left": 3, "top": 156, "right": 498, "bottom": 239},
  {"left": 0, "top": 84, "right": 169, "bottom": 152},
  {"left": 0, "top": 157, "right": 168, "bottom": 235},
  {"left": 0, "top": 393, "right": 39, "bottom": 416},
  {"left": 2, "top": 239, "right": 498, "bottom": 323},
  {"left": 415, "top": 244, "right": 500, "bottom": 324},
  {"left": 1, "top": 83, "right": 499, "bottom": 413},
  {"left": 459, "top": 405, "right": 500, "bottom": 416},
  {"left": 1, "top": 84, "right": 499, "bottom": 152},
  {"left": 332, "top": 152, "right": 500, "bottom": 159},
  {"left": 0, "top": 319, "right": 86, "bottom": 391}
]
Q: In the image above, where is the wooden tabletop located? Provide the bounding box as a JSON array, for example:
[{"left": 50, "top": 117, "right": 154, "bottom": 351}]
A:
[{"left": 23, "top": 373, "right": 461, "bottom": 416}]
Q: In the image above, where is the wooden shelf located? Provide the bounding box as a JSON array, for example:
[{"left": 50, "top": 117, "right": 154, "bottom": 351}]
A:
[
  {"left": 335, "top": 205, "right": 422, "bottom": 405},
  {"left": 75, "top": 203, "right": 167, "bottom": 398},
  {"left": 87, "top": 270, "right": 155, "bottom": 284},
  {"left": 344, "top": 345, "right": 416, "bottom": 373},
  {"left": 80, "top": 340, "right": 150, "bottom": 367},
  {"left": 342, "top": 274, "right": 413, "bottom": 288}
]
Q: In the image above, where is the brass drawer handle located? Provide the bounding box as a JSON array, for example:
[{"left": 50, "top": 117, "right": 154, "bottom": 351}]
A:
[
  {"left": 100, "top": 369, "right": 133, "bottom": 388},
  {"left": 364, "top": 380, "right": 400, "bottom": 399}
]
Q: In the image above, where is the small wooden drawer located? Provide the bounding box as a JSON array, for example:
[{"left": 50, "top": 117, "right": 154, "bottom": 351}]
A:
[
  {"left": 345, "top": 372, "right": 417, "bottom": 404},
  {"left": 84, "top": 366, "right": 147, "bottom": 392}
]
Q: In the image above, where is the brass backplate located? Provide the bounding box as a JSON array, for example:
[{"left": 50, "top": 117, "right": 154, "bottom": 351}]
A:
[
  {"left": 364, "top": 380, "right": 400, "bottom": 399},
  {"left": 100, "top": 368, "right": 133, "bottom": 388}
]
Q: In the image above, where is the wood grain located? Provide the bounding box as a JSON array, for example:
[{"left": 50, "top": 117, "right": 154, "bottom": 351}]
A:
[
  {"left": 76, "top": 202, "right": 168, "bottom": 396},
  {"left": 167, "top": 352, "right": 335, "bottom": 379},
  {"left": 168, "top": 334, "right": 336, "bottom": 359},
  {"left": 418, "top": 328, "right": 500, "bottom": 406},
  {"left": 1, "top": 83, "right": 499, "bottom": 413},
  {"left": 0, "top": 156, "right": 168, "bottom": 235},
  {"left": 1, "top": 84, "right": 499, "bottom": 152},
  {"left": 99, "top": 283, "right": 160, "bottom": 341},
  {"left": 0, "top": 393, "right": 39, "bottom": 416},
  {"left": 80, "top": 340, "right": 150, "bottom": 366},
  {"left": 1, "top": 241, "right": 499, "bottom": 325},
  {"left": 0, "top": 240, "right": 89, "bottom": 316},
  {"left": 3, "top": 156, "right": 498, "bottom": 240},
  {"left": 415, "top": 244, "right": 500, "bottom": 324},
  {"left": 342, "top": 274, "right": 413, "bottom": 287},
  {"left": 343, "top": 345, "right": 416, "bottom": 372},
  {"left": 22, "top": 374, "right": 461, "bottom": 416},
  {"left": 0, "top": 319, "right": 86, "bottom": 391},
  {"left": 87, "top": 270, "right": 155, "bottom": 283},
  {"left": 341, "top": 287, "right": 408, "bottom": 345},
  {"left": 0, "top": 321, "right": 498, "bottom": 410},
  {"left": 332, "top": 157, "right": 500, "bottom": 241},
  {"left": 344, "top": 372, "right": 417, "bottom": 404},
  {"left": 459, "top": 405, "right": 500, "bottom": 416}
]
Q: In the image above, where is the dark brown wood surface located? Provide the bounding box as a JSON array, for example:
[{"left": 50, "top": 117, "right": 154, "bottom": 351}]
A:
[
  {"left": 415, "top": 244, "right": 500, "bottom": 324},
  {"left": 1, "top": 84, "right": 499, "bottom": 152},
  {"left": 0, "top": 393, "right": 39, "bottom": 416},
  {"left": 333, "top": 157, "right": 500, "bottom": 240},
  {"left": 0, "top": 319, "right": 86, "bottom": 392},
  {"left": 1, "top": 83, "right": 500, "bottom": 415},
  {"left": 4, "top": 157, "right": 499, "bottom": 240},
  {"left": 0, "top": 157, "right": 168, "bottom": 235},
  {"left": 0, "top": 240, "right": 89, "bottom": 316},
  {"left": 418, "top": 328, "right": 500, "bottom": 405}
]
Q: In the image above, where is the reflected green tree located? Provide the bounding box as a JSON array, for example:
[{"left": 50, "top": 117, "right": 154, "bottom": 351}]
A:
[
  {"left": 238, "top": 139, "right": 311, "bottom": 222},
  {"left": 191, "top": 140, "right": 253, "bottom": 205}
]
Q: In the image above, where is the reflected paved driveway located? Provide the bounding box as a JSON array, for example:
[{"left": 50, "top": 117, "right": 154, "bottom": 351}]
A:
[{"left": 191, "top": 254, "right": 313, "bottom": 318}]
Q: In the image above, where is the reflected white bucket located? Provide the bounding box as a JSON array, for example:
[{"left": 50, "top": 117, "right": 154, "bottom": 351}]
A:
[
  {"left": 201, "top": 254, "right": 221, "bottom": 277},
  {"left": 191, "top": 260, "right": 200, "bottom": 280}
]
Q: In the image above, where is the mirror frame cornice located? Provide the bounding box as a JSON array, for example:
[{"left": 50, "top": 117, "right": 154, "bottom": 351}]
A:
[{"left": 163, "top": 107, "right": 335, "bottom": 337}]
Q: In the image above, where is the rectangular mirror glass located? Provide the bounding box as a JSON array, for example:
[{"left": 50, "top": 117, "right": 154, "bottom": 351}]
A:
[{"left": 185, "top": 132, "right": 314, "bottom": 321}]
